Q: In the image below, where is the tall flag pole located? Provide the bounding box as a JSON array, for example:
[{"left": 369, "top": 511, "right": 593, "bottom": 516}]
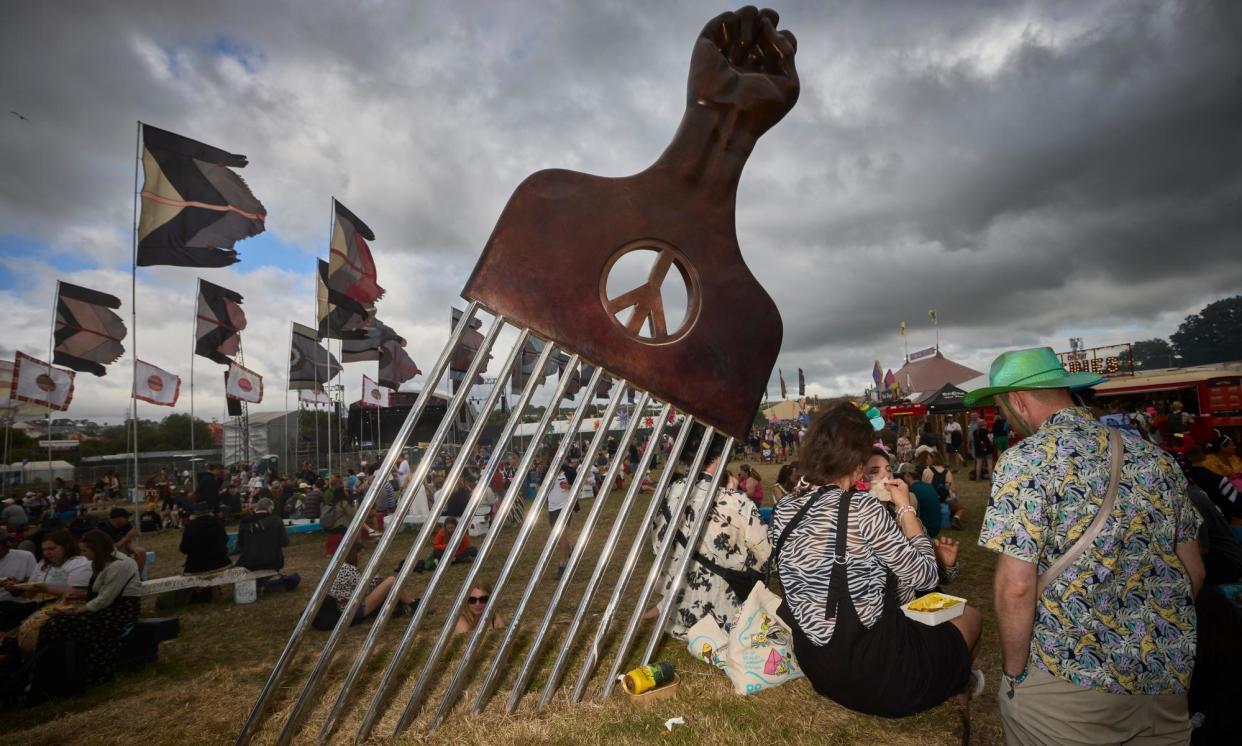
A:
[
  {"left": 189, "top": 278, "right": 199, "bottom": 489},
  {"left": 46, "top": 283, "right": 58, "bottom": 485},
  {"left": 928, "top": 308, "right": 939, "bottom": 351},
  {"left": 130, "top": 121, "right": 142, "bottom": 501},
  {"left": 899, "top": 320, "right": 908, "bottom": 361}
]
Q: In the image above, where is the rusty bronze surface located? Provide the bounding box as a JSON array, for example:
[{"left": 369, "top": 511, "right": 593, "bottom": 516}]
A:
[{"left": 464, "top": 6, "right": 799, "bottom": 439}]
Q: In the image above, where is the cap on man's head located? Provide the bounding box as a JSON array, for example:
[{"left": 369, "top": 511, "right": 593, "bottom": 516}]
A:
[
  {"left": 109, "top": 507, "right": 132, "bottom": 519},
  {"left": 895, "top": 462, "right": 918, "bottom": 476}
]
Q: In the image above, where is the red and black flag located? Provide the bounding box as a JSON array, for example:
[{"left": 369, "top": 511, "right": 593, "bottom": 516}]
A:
[
  {"left": 510, "top": 337, "right": 557, "bottom": 394},
  {"left": 137, "top": 124, "right": 266, "bottom": 268},
  {"left": 289, "top": 322, "right": 341, "bottom": 390},
  {"left": 798, "top": 367, "right": 806, "bottom": 396},
  {"left": 195, "top": 279, "right": 247, "bottom": 365},
  {"left": 449, "top": 307, "right": 489, "bottom": 392},
  {"left": 327, "top": 200, "right": 385, "bottom": 306},
  {"left": 553, "top": 351, "right": 583, "bottom": 401},
  {"left": 341, "top": 317, "right": 404, "bottom": 363},
  {"left": 316, "top": 260, "right": 371, "bottom": 340},
  {"left": 378, "top": 339, "right": 420, "bottom": 390},
  {"left": 53, "top": 281, "right": 127, "bottom": 376}
]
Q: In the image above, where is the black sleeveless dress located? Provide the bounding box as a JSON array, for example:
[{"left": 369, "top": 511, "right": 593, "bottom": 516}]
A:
[{"left": 778, "top": 490, "right": 971, "bottom": 717}]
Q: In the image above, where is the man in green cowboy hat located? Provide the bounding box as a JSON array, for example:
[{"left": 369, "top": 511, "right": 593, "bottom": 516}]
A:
[{"left": 966, "top": 346, "right": 1205, "bottom": 745}]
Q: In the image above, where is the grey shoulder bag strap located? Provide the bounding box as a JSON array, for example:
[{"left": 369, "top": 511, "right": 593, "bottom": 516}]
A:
[{"left": 1037, "top": 427, "right": 1123, "bottom": 597}]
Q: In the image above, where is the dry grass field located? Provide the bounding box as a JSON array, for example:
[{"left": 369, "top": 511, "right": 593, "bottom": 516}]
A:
[{"left": 2, "top": 459, "right": 1007, "bottom": 745}]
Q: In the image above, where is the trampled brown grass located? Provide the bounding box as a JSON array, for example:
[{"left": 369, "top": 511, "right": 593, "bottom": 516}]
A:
[{"left": 2, "top": 459, "right": 1006, "bottom": 745}]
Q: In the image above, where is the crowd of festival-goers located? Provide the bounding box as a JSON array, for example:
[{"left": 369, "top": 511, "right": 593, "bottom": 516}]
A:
[{"left": 2, "top": 346, "right": 1241, "bottom": 743}]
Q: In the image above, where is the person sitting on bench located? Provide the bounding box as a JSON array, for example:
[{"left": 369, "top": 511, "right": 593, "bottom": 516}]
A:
[
  {"left": 236, "top": 498, "right": 288, "bottom": 572},
  {"left": 180, "top": 502, "right": 231, "bottom": 574}
]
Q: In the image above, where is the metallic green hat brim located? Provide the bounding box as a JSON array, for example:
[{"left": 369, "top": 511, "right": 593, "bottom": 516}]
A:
[{"left": 962, "top": 371, "right": 1107, "bottom": 408}]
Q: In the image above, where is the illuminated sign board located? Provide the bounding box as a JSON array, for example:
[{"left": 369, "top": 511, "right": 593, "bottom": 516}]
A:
[{"left": 1056, "top": 343, "right": 1134, "bottom": 378}]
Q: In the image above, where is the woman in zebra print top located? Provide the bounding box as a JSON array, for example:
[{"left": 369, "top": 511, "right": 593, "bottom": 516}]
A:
[{"left": 771, "top": 399, "right": 982, "bottom": 718}]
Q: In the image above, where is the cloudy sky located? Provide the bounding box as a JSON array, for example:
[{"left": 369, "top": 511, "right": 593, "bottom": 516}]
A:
[{"left": 2, "top": 0, "right": 1240, "bottom": 422}]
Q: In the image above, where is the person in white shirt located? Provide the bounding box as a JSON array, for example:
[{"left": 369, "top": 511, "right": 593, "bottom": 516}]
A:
[
  {"left": 943, "top": 415, "right": 964, "bottom": 470},
  {"left": 396, "top": 452, "right": 412, "bottom": 490},
  {"left": 546, "top": 464, "right": 577, "bottom": 579},
  {"left": 1, "top": 528, "right": 91, "bottom": 630},
  {"left": 0, "top": 528, "right": 39, "bottom": 630}
]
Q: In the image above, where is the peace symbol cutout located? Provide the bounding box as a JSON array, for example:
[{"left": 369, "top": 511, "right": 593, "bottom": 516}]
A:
[{"left": 600, "top": 239, "right": 701, "bottom": 344}]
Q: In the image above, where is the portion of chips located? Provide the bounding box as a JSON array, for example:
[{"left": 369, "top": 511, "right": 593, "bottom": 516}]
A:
[{"left": 907, "top": 593, "right": 962, "bottom": 612}]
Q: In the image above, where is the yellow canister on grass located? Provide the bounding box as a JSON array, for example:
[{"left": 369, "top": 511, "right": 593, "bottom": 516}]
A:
[{"left": 622, "top": 661, "right": 674, "bottom": 695}]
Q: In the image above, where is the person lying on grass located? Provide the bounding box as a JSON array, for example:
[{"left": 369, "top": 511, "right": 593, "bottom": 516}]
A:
[{"left": 314, "top": 541, "right": 415, "bottom": 630}]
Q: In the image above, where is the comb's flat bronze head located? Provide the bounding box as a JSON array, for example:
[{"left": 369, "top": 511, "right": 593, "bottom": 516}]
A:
[{"left": 465, "top": 7, "right": 799, "bottom": 438}]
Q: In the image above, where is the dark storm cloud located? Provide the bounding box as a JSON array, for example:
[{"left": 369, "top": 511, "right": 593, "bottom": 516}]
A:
[{"left": 2, "top": 0, "right": 1239, "bottom": 415}]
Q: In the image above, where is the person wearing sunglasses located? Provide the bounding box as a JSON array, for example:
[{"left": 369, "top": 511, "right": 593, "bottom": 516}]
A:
[{"left": 454, "top": 581, "right": 505, "bottom": 634}]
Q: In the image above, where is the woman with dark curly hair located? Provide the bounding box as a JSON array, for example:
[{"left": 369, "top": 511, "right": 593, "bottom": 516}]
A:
[{"left": 770, "top": 399, "right": 981, "bottom": 717}]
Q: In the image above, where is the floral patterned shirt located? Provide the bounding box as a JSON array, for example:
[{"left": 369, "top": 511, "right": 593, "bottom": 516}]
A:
[
  {"left": 979, "top": 407, "right": 1201, "bottom": 694},
  {"left": 652, "top": 477, "right": 772, "bottom": 639}
]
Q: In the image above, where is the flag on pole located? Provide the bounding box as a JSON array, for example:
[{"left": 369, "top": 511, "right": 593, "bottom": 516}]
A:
[
  {"left": 133, "top": 359, "right": 180, "bottom": 406},
  {"left": 341, "top": 317, "right": 404, "bottom": 363},
  {"left": 53, "top": 282, "right": 127, "bottom": 376},
  {"left": 225, "top": 361, "right": 263, "bottom": 403},
  {"left": 511, "top": 336, "right": 553, "bottom": 393},
  {"left": 928, "top": 308, "right": 938, "bottom": 325},
  {"left": 378, "top": 339, "right": 420, "bottom": 390},
  {"left": 871, "top": 360, "right": 883, "bottom": 387},
  {"left": 778, "top": 369, "right": 787, "bottom": 399},
  {"left": 316, "top": 260, "right": 371, "bottom": 340},
  {"left": 361, "top": 374, "right": 390, "bottom": 408},
  {"left": 797, "top": 368, "right": 806, "bottom": 396},
  {"left": 899, "top": 321, "right": 906, "bottom": 336},
  {"left": 554, "top": 351, "right": 583, "bottom": 401},
  {"left": 328, "top": 200, "right": 385, "bottom": 306},
  {"left": 11, "top": 351, "right": 75, "bottom": 411},
  {"left": 449, "top": 307, "right": 489, "bottom": 392},
  {"left": 136, "top": 124, "right": 266, "bottom": 267},
  {"left": 883, "top": 369, "right": 896, "bottom": 393},
  {"left": 299, "top": 387, "right": 331, "bottom": 407},
  {"left": 289, "top": 322, "right": 341, "bottom": 389},
  {"left": 0, "top": 360, "right": 49, "bottom": 417},
  {"left": 195, "top": 279, "right": 247, "bottom": 364}
]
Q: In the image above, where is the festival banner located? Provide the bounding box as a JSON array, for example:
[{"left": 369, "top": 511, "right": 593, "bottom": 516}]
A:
[
  {"left": 341, "top": 317, "right": 404, "bottom": 363},
  {"left": 289, "top": 322, "right": 341, "bottom": 389},
  {"left": 0, "top": 360, "right": 51, "bottom": 417},
  {"left": 195, "top": 279, "right": 247, "bottom": 365},
  {"left": 136, "top": 124, "right": 266, "bottom": 267},
  {"left": 449, "top": 307, "right": 489, "bottom": 392},
  {"left": 11, "top": 351, "right": 75, "bottom": 411},
  {"left": 225, "top": 361, "right": 263, "bottom": 403},
  {"left": 779, "top": 368, "right": 787, "bottom": 400},
  {"left": 53, "top": 282, "right": 127, "bottom": 376},
  {"left": 133, "top": 359, "right": 181, "bottom": 406},
  {"left": 299, "top": 387, "right": 331, "bottom": 407},
  {"left": 327, "top": 199, "right": 385, "bottom": 306},
  {"left": 899, "top": 320, "right": 906, "bottom": 336},
  {"left": 361, "top": 374, "right": 390, "bottom": 408},
  {"left": 798, "top": 368, "right": 806, "bottom": 396},
  {"left": 378, "top": 339, "right": 420, "bottom": 390},
  {"left": 316, "top": 259, "right": 371, "bottom": 340},
  {"left": 871, "top": 360, "right": 883, "bottom": 387},
  {"left": 928, "top": 308, "right": 938, "bottom": 325}
]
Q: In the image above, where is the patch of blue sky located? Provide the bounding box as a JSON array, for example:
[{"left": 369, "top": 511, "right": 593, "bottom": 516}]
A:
[
  {"left": 0, "top": 235, "right": 97, "bottom": 290},
  {"left": 229, "top": 232, "right": 317, "bottom": 276},
  {"left": 210, "top": 34, "right": 264, "bottom": 73}
]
